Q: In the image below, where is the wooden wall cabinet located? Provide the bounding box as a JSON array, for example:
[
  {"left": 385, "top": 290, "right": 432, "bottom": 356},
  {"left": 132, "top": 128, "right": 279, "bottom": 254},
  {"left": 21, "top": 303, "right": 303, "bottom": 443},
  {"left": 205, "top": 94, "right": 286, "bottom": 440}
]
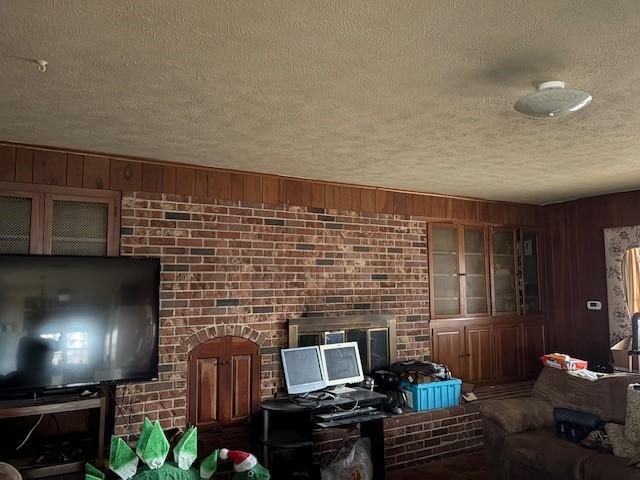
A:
[
  {"left": 432, "top": 319, "right": 545, "bottom": 384},
  {"left": 188, "top": 336, "right": 260, "bottom": 430},
  {"left": 429, "top": 221, "right": 546, "bottom": 384},
  {"left": 0, "top": 183, "right": 120, "bottom": 477},
  {"left": 0, "top": 182, "right": 120, "bottom": 256},
  {"left": 431, "top": 324, "right": 495, "bottom": 383}
]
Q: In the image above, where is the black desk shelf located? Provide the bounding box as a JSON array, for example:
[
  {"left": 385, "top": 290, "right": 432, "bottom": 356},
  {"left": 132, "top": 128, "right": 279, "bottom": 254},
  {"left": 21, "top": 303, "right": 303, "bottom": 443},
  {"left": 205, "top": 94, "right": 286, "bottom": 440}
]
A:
[
  {"left": 259, "top": 388, "right": 386, "bottom": 480},
  {"left": 259, "top": 429, "right": 313, "bottom": 449}
]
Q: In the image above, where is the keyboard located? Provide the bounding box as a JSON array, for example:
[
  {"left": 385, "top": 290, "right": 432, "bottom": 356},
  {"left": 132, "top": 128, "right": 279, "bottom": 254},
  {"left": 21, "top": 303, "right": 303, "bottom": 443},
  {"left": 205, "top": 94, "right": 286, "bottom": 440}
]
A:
[
  {"left": 315, "top": 411, "right": 388, "bottom": 428},
  {"left": 315, "top": 406, "right": 377, "bottom": 421}
]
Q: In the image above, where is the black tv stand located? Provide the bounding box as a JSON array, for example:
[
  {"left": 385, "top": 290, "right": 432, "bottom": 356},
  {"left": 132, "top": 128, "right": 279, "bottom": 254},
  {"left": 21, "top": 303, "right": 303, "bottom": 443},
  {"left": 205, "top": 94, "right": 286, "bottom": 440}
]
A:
[
  {"left": 0, "top": 388, "right": 107, "bottom": 479},
  {"left": 0, "top": 385, "right": 100, "bottom": 404}
]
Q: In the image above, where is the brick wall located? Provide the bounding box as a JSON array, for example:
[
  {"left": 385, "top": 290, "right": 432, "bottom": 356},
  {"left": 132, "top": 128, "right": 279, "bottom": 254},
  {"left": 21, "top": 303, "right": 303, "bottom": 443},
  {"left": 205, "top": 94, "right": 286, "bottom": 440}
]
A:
[{"left": 115, "top": 191, "right": 430, "bottom": 436}]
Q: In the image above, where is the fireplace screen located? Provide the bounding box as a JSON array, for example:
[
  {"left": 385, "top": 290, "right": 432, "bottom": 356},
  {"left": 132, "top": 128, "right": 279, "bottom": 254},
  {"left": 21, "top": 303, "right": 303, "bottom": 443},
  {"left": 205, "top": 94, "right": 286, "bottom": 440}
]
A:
[{"left": 288, "top": 315, "right": 396, "bottom": 374}]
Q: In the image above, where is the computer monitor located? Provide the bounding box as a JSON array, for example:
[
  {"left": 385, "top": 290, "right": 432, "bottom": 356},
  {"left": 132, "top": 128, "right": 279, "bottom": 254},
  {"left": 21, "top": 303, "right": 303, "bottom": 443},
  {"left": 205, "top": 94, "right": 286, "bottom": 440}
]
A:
[
  {"left": 320, "top": 342, "right": 364, "bottom": 389},
  {"left": 280, "top": 346, "right": 327, "bottom": 395}
]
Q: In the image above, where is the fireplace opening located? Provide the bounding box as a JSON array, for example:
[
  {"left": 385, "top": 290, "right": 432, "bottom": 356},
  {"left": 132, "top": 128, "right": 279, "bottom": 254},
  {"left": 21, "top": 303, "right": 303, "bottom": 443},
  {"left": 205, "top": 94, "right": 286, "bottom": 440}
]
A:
[{"left": 288, "top": 315, "right": 397, "bottom": 374}]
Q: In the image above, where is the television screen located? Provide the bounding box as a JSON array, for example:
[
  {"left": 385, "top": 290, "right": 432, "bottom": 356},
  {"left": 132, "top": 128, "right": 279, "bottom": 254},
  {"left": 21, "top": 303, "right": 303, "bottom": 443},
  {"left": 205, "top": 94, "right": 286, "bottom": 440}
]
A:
[{"left": 0, "top": 255, "right": 160, "bottom": 394}]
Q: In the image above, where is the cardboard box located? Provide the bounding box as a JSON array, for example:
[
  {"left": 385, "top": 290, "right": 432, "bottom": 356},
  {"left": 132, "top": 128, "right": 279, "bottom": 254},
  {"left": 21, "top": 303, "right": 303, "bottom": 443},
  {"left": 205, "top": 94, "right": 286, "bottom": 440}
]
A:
[
  {"left": 611, "top": 336, "right": 640, "bottom": 371},
  {"left": 540, "top": 354, "right": 588, "bottom": 371}
]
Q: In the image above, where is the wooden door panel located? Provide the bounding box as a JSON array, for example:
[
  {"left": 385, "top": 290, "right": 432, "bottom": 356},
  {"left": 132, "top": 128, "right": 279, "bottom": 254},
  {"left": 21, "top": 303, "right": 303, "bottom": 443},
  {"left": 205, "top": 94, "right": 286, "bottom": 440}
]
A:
[
  {"left": 189, "top": 338, "right": 225, "bottom": 430},
  {"left": 494, "top": 324, "right": 523, "bottom": 382},
  {"left": 196, "top": 357, "right": 220, "bottom": 425},
  {"left": 432, "top": 327, "right": 465, "bottom": 379},
  {"left": 522, "top": 323, "right": 546, "bottom": 379},
  {"left": 465, "top": 325, "right": 494, "bottom": 383},
  {"left": 231, "top": 354, "right": 252, "bottom": 421},
  {"left": 227, "top": 336, "right": 261, "bottom": 422},
  {"left": 188, "top": 336, "right": 260, "bottom": 430}
]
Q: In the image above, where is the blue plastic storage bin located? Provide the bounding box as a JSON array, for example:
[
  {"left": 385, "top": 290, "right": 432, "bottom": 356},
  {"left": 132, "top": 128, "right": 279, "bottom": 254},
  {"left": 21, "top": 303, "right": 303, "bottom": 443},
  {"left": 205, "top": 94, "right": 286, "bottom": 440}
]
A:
[{"left": 400, "top": 378, "right": 462, "bottom": 411}]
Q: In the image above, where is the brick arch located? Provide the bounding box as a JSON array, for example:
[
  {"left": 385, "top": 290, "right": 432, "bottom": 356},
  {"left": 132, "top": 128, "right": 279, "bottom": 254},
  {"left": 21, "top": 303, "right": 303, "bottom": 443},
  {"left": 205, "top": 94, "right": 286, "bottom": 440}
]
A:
[{"left": 179, "top": 324, "right": 266, "bottom": 354}]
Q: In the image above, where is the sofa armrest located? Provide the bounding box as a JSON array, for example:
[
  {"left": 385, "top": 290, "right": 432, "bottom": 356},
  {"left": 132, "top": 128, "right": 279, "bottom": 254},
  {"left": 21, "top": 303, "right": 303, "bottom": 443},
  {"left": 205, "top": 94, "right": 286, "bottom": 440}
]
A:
[{"left": 480, "top": 397, "right": 554, "bottom": 435}]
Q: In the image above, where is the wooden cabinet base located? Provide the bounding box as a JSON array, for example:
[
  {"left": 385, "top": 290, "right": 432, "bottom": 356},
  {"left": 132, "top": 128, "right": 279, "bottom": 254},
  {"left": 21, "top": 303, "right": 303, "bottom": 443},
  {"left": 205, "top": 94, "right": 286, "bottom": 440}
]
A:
[
  {"left": 431, "top": 316, "right": 546, "bottom": 385},
  {"left": 0, "top": 393, "right": 107, "bottom": 479},
  {"left": 16, "top": 460, "right": 85, "bottom": 479}
]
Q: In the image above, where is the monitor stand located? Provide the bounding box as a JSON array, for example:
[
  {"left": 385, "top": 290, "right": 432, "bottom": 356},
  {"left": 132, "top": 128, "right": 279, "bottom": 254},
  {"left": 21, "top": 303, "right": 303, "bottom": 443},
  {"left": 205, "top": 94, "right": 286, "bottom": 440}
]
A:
[{"left": 326, "top": 385, "right": 357, "bottom": 395}]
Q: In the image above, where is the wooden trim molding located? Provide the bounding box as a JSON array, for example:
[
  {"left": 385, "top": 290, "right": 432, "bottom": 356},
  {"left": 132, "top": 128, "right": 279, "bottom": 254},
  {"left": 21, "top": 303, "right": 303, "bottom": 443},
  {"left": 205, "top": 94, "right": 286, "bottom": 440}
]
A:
[{"left": 0, "top": 142, "right": 543, "bottom": 225}]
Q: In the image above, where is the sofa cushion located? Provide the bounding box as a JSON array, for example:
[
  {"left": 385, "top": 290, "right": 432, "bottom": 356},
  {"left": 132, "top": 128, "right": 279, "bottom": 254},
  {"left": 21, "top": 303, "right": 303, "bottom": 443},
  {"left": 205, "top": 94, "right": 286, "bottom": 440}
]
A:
[
  {"left": 0, "top": 463, "right": 22, "bottom": 480},
  {"left": 481, "top": 397, "right": 554, "bottom": 434},
  {"left": 505, "top": 428, "right": 598, "bottom": 479},
  {"left": 582, "top": 452, "right": 640, "bottom": 480},
  {"left": 533, "top": 368, "right": 640, "bottom": 424}
]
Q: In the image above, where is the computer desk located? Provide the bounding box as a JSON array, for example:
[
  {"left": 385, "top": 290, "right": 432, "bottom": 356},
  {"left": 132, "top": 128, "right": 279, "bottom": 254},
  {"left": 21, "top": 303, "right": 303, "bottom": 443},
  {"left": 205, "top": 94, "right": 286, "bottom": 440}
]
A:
[{"left": 260, "top": 388, "right": 387, "bottom": 479}]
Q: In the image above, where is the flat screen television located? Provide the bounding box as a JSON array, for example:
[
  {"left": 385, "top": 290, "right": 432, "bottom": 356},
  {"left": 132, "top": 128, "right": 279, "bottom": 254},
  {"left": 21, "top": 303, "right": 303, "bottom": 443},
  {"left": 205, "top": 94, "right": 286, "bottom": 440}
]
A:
[{"left": 0, "top": 255, "right": 160, "bottom": 395}]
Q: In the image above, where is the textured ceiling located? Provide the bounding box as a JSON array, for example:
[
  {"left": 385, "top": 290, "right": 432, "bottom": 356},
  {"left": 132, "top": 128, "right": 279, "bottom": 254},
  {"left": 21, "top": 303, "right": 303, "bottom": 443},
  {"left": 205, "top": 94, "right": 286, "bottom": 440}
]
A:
[{"left": 2, "top": 1, "right": 640, "bottom": 204}]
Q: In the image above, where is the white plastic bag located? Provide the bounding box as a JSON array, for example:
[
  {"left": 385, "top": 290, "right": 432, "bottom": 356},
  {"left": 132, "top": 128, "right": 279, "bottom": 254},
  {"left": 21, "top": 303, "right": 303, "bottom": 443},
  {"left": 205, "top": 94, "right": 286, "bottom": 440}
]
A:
[{"left": 320, "top": 438, "right": 373, "bottom": 480}]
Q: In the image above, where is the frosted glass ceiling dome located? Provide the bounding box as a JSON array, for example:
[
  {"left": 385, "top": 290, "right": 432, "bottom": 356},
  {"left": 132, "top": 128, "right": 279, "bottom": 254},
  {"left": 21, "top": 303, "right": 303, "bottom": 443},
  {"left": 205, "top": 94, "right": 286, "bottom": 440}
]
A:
[{"left": 514, "top": 81, "right": 592, "bottom": 118}]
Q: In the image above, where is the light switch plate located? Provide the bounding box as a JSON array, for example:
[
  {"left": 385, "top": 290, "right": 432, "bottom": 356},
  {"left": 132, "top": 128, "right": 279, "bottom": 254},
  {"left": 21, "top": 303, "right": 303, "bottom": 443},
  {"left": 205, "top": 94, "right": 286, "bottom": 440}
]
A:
[{"left": 587, "top": 300, "right": 602, "bottom": 311}]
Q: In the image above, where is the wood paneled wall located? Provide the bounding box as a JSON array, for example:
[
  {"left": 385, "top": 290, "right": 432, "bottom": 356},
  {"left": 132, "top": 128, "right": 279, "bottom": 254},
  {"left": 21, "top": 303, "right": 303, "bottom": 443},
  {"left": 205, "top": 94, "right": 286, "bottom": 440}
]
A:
[
  {"left": 0, "top": 143, "right": 542, "bottom": 225},
  {"left": 7, "top": 142, "right": 637, "bottom": 367},
  {"left": 544, "top": 190, "right": 640, "bottom": 364}
]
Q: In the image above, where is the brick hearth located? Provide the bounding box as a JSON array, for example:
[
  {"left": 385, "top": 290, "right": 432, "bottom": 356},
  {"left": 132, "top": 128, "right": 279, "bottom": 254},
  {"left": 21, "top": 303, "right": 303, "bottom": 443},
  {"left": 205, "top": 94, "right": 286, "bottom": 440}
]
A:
[{"left": 314, "top": 404, "right": 482, "bottom": 471}]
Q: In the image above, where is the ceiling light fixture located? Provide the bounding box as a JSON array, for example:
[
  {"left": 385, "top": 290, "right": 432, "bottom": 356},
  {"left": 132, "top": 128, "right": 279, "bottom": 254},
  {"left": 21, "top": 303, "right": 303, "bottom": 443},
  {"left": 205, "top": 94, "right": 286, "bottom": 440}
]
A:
[{"left": 514, "top": 81, "right": 592, "bottom": 118}]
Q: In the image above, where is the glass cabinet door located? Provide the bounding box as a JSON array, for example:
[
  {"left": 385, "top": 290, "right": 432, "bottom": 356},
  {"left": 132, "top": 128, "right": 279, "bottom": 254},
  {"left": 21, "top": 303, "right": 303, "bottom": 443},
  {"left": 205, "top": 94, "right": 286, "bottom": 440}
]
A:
[
  {"left": 0, "top": 190, "right": 43, "bottom": 254},
  {"left": 0, "top": 195, "right": 34, "bottom": 254},
  {"left": 492, "top": 228, "right": 518, "bottom": 313},
  {"left": 463, "top": 227, "right": 488, "bottom": 314},
  {"left": 49, "top": 199, "right": 109, "bottom": 256},
  {"left": 430, "top": 224, "right": 540, "bottom": 318},
  {"left": 431, "top": 225, "right": 461, "bottom": 316},
  {"left": 520, "top": 230, "right": 541, "bottom": 314},
  {"left": 42, "top": 191, "right": 119, "bottom": 256}
]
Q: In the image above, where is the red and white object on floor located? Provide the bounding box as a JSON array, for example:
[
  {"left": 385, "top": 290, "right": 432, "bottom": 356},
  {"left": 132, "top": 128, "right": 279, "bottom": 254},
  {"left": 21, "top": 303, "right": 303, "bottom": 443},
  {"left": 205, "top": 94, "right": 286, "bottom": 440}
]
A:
[
  {"left": 219, "top": 449, "right": 257, "bottom": 472},
  {"left": 541, "top": 353, "right": 588, "bottom": 371}
]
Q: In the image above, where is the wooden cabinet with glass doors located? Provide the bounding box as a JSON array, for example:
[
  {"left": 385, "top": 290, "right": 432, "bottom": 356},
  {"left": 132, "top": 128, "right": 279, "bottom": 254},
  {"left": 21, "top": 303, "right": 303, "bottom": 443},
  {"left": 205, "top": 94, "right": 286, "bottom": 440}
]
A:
[
  {"left": 489, "top": 227, "right": 542, "bottom": 316},
  {"left": 0, "top": 182, "right": 120, "bottom": 256},
  {"left": 429, "top": 222, "right": 545, "bottom": 384},
  {"left": 429, "top": 223, "right": 490, "bottom": 319}
]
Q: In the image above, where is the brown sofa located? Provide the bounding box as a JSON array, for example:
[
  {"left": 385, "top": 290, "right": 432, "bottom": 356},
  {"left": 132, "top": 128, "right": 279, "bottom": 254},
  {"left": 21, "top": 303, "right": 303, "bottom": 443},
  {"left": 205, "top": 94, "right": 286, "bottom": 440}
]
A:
[{"left": 481, "top": 367, "right": 640, "bottom": 480}]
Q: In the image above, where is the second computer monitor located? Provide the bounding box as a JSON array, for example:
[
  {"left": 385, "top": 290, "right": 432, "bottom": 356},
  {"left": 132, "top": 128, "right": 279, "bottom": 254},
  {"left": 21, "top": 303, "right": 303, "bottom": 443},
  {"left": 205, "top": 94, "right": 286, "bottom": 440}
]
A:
[{"left": 320, "top": 341, "right": 364, "bottom": 387}]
